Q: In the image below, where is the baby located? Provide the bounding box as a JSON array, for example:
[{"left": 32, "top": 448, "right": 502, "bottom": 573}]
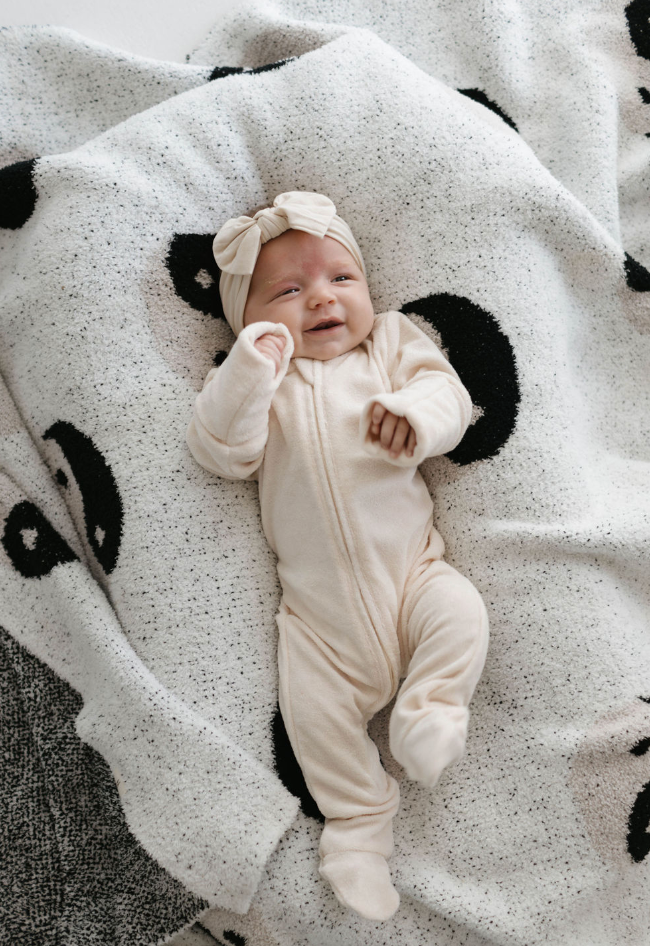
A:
[{"left": 186, "top": 192, "right": 489, "bottom": 922}]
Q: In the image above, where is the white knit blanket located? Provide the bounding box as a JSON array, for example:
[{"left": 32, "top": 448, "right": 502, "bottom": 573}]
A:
[{"left": 1, "top": 2, "right": 649, "bottom": 944}]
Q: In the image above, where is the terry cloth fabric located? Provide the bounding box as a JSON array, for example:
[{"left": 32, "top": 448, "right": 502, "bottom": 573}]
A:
[{"left": 0, "top": 1, "right": 649, "bottom": 944}]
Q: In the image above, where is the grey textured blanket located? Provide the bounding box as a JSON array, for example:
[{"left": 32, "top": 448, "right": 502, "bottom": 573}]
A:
[{"left": 1, "top": 2, "right": 649, "bottom": 944}]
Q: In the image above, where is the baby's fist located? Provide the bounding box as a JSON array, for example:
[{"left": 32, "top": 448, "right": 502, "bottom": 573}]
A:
[
  {"left": 369, "top": 403, "right": 417, "bottom": 458},
  {"left": 254, "top": 333, "right": 286, "bottom": 374}
]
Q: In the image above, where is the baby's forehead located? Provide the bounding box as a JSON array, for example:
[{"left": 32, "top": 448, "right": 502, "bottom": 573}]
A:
[{"left": 254, "top": 233, "right": 357, "bottom": 281}]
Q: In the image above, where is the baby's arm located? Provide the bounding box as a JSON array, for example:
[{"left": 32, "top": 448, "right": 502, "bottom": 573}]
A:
[
  {"left": 360, "top": 312, "right": 472, "bottom": 466},
  {"left": 186, "top": 322, "right": 294, "bottom": 480}
]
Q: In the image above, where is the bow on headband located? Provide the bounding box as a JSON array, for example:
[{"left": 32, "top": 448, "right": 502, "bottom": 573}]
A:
[{"left": 213, "top": 192, "right": 338, "bottom": 275}]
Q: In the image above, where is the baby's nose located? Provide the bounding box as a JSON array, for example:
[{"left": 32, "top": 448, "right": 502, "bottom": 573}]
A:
[{"left": 309, "top": 284, "right": 336, "bottom": 307}]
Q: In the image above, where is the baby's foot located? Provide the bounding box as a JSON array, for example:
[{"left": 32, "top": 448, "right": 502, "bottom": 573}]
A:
[
  {"left": 319, "top": 851, "right": 400, "bottom": 921},
  {"left": 390, "top": 705, "right": 468, "bottom": 787}
]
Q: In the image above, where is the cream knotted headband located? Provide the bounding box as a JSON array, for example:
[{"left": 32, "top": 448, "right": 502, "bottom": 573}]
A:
[{"left": 213, "top": 191, "right": 366, "bottom": 336}]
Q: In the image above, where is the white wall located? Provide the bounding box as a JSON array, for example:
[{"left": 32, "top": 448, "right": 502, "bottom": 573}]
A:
[{"left": 0, "top": 0, "right": 236, "bottom": 62}]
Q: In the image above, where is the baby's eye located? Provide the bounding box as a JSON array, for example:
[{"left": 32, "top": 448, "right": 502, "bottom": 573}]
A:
[
  {"left": 333, "top": 275, "right": 350, "bottom": 282},
  {"left": 279, "top": 287, "right": 299, "bottom": 296}
]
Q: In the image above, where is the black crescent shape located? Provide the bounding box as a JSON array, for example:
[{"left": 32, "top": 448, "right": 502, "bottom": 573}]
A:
[
  {"left": 2, "top": 500, "right": 79, "bottom": 578},
  {"left": 625, "top": 0, "right": 650, "bottom": 60},
  {"left": 42, "top": 421, "right": 123, "bottom": 575},
  {"left": 166, "top": 233, "right": 224, "bottom": 319},
  {"left": 248, "top": 58, "right": 295, "bottom": 75},
  {"left": 400, "top": 294, "right": 521, "bottom": 465},
  {"left": 208, "top": 59, "right": 294, "bottom": 82},
  {"left": 272, "top": 705, "right": 323, "bottom": 823},
  {"left": 631, "top": 736, "right": 650, "bottom": 756},
  {"left": 222, "top": 931, "right": 247, "bottom": 946},
  {"left": 628, "top": 780, "right": 650, "bottom": 862},
  {"left": 208, "top": 66, "right": 246, "bottom": 81},
  {"left": 0, "top": 159, "right": 38, "bottom": 230},
  {"left": 457, "top": 89, "right": 519, "bottom": 132},
  {"left": 624, "top": 253, "right": 650, "bottom": 292}
]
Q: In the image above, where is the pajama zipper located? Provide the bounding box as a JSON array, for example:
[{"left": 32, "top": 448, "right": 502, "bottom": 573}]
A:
[{"left": 311, "top": 363, "right": 397, "bottom": 697}]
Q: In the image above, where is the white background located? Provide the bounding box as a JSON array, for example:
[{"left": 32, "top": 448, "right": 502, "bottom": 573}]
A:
[{"left": 0, "top": 0, "right": 235, "bottom": 62}]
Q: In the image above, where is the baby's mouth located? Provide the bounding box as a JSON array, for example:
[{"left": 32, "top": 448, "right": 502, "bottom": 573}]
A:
[{"left": 306, "top": 319, "right": 344, "bottom": 334}]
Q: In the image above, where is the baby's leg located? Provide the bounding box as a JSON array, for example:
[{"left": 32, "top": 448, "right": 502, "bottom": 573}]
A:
[
  {"left": 390, "top": 554, "right": 489, "bottom": 787},
  {"left": 276, "top": 604, "right": 400, "bottom": 921}
]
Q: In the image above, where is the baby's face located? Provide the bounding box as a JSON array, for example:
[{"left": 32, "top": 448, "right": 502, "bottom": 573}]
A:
[{"left": 243, "top": 229, "right": 374, "bottom": 359}]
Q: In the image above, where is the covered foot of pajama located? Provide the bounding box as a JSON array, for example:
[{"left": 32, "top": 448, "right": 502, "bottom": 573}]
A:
[
  {"left": 390, "top": 704, "right": 468, "bottom": 787},
  {"left": 318, "top": 851, "right": 400, "bottom": 921}
]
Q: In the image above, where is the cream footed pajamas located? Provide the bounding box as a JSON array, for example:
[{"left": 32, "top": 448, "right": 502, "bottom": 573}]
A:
[{"left": 187, "top": 311, "right": 489, "bottom": 918}]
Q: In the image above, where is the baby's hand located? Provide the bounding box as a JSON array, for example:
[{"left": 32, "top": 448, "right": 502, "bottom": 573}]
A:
[
  {"left": 254, "top": 333, "right": 286, "bottom": 374},
  {"left": 369, "top": 403, "right": 417, "bottom": 458}
]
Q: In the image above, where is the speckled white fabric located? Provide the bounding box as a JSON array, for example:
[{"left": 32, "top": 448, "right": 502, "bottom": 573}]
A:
[{"left": 1, "top": 3, "right": 649, "bottom": 944}]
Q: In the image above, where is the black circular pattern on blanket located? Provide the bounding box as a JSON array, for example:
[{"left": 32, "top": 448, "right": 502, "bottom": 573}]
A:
[
  {"left": 166, "top": 233, "right": 224, "bottom": 318},
  {"left": 195, "top": 926, "right": 248, "bottom": 946},
  {"left": 221, "top": 931, "right": 247, "bottom": 946},
  {"left": 624, "top": 253, "right": 650, "bottom": 292},
  {"left": 401, "top": 293, "right": 520, "bottom": 465},
  {"left": 629, "top": 782, "right": 650, "bottom": 861},
  {"left": 212, "top": 350, "right": 229, "bottom": 367},
  {"left": 208, "top": 66, "right": 248, "bottom": 80},
  {"left": 208, "top": 59, "right": 295, "bottom": 82},
  {"left": 457, "top": 88, "right": 519, "bottom": 132},
  {"left": 4, "top": 423, "right": 124, "bottom": 578},
  {"left": 1, "top": 500, "right": 79, "bottom": 578},
  {"left": 272, "top": 705, "right": 324, "bottom": 823},
  {"left": 43, "top": 421, "right": 124, "bottom": 575},
  {"left": 628, "top": 697, "right": 650, "bottom": 863},
  {"left": 626, "top": 0, "right": 650, "bottom": 60},
  {"left": 0, "top": 158, "right": 38, "bottom": 229}
]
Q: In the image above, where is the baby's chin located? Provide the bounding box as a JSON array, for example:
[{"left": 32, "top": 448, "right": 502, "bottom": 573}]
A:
[{"left": 295, "top": 337, "right": 360, "bottom": 360}]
